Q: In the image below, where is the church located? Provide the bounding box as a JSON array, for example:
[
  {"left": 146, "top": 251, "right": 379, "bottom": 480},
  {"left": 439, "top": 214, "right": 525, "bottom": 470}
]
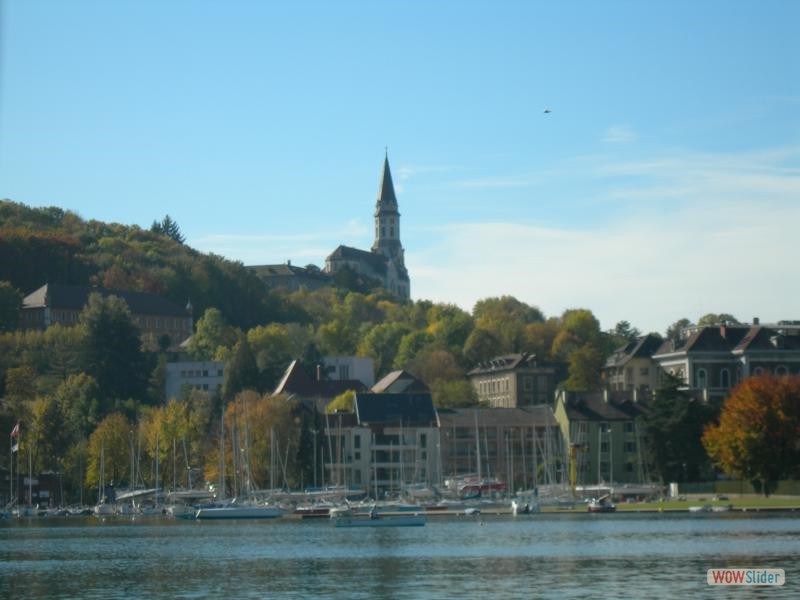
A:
[
  {"left": 324, "top": 154, "right": 410, "bottom": 299},
  {"left": 249, "top": 154, "right": 410, "bottom": 300}
]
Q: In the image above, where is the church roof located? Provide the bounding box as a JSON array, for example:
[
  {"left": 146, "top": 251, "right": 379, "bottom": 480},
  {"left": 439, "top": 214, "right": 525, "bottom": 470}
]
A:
[
  {"left": 273, "top": 359, "right": 367, "bottom": 398},
  {"left": 326, "top": 245, "right": 388, "bottom": 275},
  {"left": 376, "top": 154, "right": 398, "bottom": 210},
  {"left": 22, "top": 283, "right": 187, "bottom": 317}
]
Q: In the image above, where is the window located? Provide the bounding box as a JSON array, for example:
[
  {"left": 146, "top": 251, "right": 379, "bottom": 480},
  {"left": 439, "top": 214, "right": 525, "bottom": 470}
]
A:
[
  {"left": 354, "top": 435, "right": 361, "bottom": 449},
  {"left": 218, "top": 369, "right": 223, "bottom": 377},
  {"left": 640, "top": 367, "right": 649, "bottom": 376},
  {"left": 203, "top": 370, "right": 208, "bottom": 377},
  {"left": 624, "top": 422, "right": 634, "bottom": 434},
  {"left": 390, "top": 227, "right": 394, "bottom": 237},
  {"left": 720, "top": 369, "right": 730, "bottom": 388},
  {"left": 696, "top": 368, "right": 707, "bottom": 389},
  {"left": 354, "top": 451, "right": 361, "bottom": 461},
  {"left": 775, "top": 365, "right": 788, "bottom": 376},
  {"left": 338, "top": 365, "right": 350, "bottom": 380},
  {"left": 420, "top": 433, "right": 427, "bottom": 447},
  {"left": 523, "top": 377, "right": 533, "bottom": 391},
  {"left": 600, "top": 441, "right": 609, "bottom": 452},
  {"left": 625, "top": 441, "right": 636, "bottom": 453},
  {"left": 753, "top": 367, "right": 764, "bottom": 376}
]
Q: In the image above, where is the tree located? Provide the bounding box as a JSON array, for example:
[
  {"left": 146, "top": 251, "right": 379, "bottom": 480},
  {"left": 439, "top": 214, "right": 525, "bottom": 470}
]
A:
[
  {"left": 609, "top": 320, "right": 641, "bottom": 344},
  {"left": 188, "top": 308, "right": 238, "bottom": 361},
  {"left": 248, "top": 323, "right": 294, "bottom": 390},
  {"left": 223, "top": 335, "right": 261, "bottom": 400},
  {"left": 31, "top": 393, "right": 72, "bottom": 472},
  {"left": 56, "top": 373, "right": 102, "bottom": 438},
  {"left": 640, "top": 373, "right": 717, "bottom": 483},
  {"left": 0, "top": 281, "right": 22, "bottom": 332},
  {"left": 472, "top": 296, "right": 543, "bottom": 353},
  {"left": 150, "top": 214, "right": 185, "bottom": 244},
  {"left": 463, "top": 328, "right": 502, "bottom": 366},
  {"left": 407, "top": 349, "right": 464, "bottom": 387},
  {"left": 357, "top": 322, "right": 410, "bottom": 379},
  {"left": 79, "top": 293, "right": 150, "bottom": 408},
  {"left": 665, "top": 318, "right": 692, "bottom": 342},
  {"left": 703, "top": 375, "right": 800, "bottom": 496},
  {"left": 429, "top": 379, "right": 480, "bottom": 408},
  {"left": 326, "top": 390, "right": 355, "bottom": 413},
  {"left": 697, "top": 313, "right": 740, "bottom": 327},
  {"left": 563, "top": 344, "right": 604, "bottom": 392},
  {"left": 86, "top": 413, "right": 133, "bottom": 490}
]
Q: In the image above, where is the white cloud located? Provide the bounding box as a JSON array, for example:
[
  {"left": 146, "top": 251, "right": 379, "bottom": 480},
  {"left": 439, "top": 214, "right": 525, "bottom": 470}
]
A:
[
  {"left": 410, "top": 146, "right": 800, "bottom": 333},
  {"left": 602, "top": 125, "right": 638, "bottom": 143}
]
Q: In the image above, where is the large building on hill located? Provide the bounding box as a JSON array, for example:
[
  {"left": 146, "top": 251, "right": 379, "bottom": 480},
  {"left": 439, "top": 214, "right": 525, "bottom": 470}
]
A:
[
  {"left": 20, "top": 283, "right": 193, "bottom": 345},
  {"left": 325, "top": 154, "right": 410, "bottom": 299},
  {"left": 249, "top": 155, "right": 411, "bottom": 300}
]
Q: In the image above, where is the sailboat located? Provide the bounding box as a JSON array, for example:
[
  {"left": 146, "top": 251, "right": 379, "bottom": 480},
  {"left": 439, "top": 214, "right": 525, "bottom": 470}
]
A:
[{"left": 94, "top": 444, "right": 114, "bottom": 516}]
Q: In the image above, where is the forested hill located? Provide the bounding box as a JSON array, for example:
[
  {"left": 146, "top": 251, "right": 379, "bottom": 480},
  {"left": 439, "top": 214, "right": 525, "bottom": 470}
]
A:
[{"left": 0, "top": 199, "right": 294, "bottom": 329}]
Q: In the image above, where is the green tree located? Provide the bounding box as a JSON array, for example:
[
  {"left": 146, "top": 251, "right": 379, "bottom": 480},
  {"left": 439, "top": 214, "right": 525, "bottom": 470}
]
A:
[
  {"left": 393, "top": 330, "right": 435, "bottom": 369},
  {"left": 150, "top": 214, "right": 185, "bottom": 243},
  {"left": 472, "top": 296, "right": 543, "bottom": 353},
  {"left": 357, "top": 322, "right": 410, "bottom": 379},
  {"left": 188, "top": 307, "right": 238, "bottom": 361},
  {"left": 247, "top": 323, "right": 294, "bottom": 390},
  {"left": 697, "top": 313, "right": 740, "bottom": 327},
  {"left": 703, "top": 374, "right": 800, "bottom": 496},
  {"left": 665, "top": 318, "right": 692, "bottom": 342},
  {"left": 79, "top": 293, "right": 150, "bottom": 408},
  {"left": 223, "top": 335, "right": 261, "bottom": 400},
  {"left": 56, "top": 373, "right": 102, "bottom": 438},
  {"left": 640, "top": 373, "right": 716, "bottom": 483},
  {"left": 0, "top": 281, "right": 22, "bottom": 332},
  {"left": 31, "top": 393, "right": 72, "bottom": 472},
  {"left": 429, "top": 379, "right": 480, "bottom": 408},
  {"left": 407, "top": 349, "right": 464, "bottom": 387},
  {"left": 563, "top": 344, "right": 604, "bottom": 391},
  {"left": 86, "top": 413, "right": 133, "bottom": 491},
  {"left": 463, "top": 328, "right": 502, "bottom": 366},
  {"left": 326, "top": 390, "right": 355, "bottom": 413}
]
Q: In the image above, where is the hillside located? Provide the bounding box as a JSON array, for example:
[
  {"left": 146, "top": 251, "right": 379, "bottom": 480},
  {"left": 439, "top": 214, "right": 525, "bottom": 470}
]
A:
[{"left": 0, "top": 199, "right": 291, "bottom": 329}]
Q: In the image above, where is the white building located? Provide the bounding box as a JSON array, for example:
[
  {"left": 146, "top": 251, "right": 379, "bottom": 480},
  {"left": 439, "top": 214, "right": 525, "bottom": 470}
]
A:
[{"left": 165, "top": 360, "right": 224, "bottom": 401}]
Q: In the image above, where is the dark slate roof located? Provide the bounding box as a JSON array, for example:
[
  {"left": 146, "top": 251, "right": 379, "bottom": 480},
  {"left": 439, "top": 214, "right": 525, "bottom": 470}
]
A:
[
  {"left": 605, "top": 334, "right": 664, "bottom": 368},
  {"left": 248, "top": 263, "right": 331, "bottom": 280},
  {"left": 354, "top": 392, "right": 436, "bottom": 426},
  {"left": 375, "top": 155, "right": 398, "bottom": 211},
  {"left": 326, "top": 245, "right": 388, "bottom": 275},
  {"left": 559, "top": 391, "right": 649, "bottom": 422},
  {"left": 467, "top": 352, "right": 553, "bottom": 376},
  {"left": 436, "top": 406, "right": 556, "bottom": 429},
  {"left": 22, "top": 283, "right": 187, "bottom": 317},
  {"left": 654, "top": 326, "right": 751, "bottom": 355},
  {"left": 734, "top": 327, "right": 800, "bottom": 352},
  {"left": 371, "top": 370, "right": 429, "bottom": 393},
  {"left": 273, "top": 360, "right": 367, "bottom": 398}
]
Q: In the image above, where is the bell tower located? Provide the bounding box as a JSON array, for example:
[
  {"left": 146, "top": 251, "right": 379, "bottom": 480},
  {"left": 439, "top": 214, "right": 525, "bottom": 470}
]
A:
[{"left": 371, "top": 152, "right": 403, "bottom": 259}]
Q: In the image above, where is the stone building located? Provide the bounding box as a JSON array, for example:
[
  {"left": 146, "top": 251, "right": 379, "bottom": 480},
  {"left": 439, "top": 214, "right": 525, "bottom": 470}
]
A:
[
  {"left": 324, "top": 154, "right": 410, "bottom": 300},
  {"left": 20, "top": 283, "right": 193, "bottom": 346},
  {"left": 603, "top": 334, "right": 663, "bottom": 392},
  {"left": 467, "top": 352, "right": 557, "bottom": 407}
]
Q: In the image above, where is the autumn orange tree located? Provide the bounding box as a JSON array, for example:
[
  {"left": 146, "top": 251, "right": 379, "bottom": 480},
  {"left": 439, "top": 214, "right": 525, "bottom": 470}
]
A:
[{"left": 703, "top": 374, "right": 800, "bottom": 496}]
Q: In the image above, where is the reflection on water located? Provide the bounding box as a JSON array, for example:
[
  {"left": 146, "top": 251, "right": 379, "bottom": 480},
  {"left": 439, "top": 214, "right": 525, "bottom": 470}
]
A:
[{"left": 1, "top": 513, "right": 798, "bottom": 599}]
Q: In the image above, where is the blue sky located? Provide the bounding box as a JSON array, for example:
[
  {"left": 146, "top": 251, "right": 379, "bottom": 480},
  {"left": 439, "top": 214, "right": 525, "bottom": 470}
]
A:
[{"left": 1, "top": 1, "right": 798, "bottom": 334}]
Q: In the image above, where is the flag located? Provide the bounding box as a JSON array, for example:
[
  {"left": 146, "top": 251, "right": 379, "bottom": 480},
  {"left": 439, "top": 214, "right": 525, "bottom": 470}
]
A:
[
  {"left": 11, "top": 442, "right": 19, "bottom": 453},
  {"left": 10, "top": 422, "right": 20, "bottom": 439}
]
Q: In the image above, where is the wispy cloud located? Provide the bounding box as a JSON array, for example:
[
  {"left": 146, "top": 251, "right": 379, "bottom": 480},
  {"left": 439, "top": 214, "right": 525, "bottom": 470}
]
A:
[
  {"left": 410, "top": 145, "right": 800, "bottom": 332},
  {"left": 602, "top": 125, "right": 638, "bottom": 143}
]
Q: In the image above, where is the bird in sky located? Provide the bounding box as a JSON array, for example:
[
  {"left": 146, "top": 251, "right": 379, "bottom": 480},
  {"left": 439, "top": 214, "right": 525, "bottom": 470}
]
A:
[{"left": 543, "top": 108, "right": 551, "bottom": 114}]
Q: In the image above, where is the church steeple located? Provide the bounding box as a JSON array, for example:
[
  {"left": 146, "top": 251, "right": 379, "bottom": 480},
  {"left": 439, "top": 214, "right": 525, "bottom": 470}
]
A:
[{"left": 372, "top": 152, "right": 402, "bottom": 255}]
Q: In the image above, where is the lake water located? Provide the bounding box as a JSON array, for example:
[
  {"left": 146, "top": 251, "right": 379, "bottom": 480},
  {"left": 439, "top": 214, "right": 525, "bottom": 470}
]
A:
[{"left": 1, "top": 512, "right": 798, "bottom": 598}]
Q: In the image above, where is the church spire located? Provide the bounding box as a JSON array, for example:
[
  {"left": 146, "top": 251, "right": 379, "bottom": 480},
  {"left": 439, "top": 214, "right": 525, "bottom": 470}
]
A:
[
  {"left": 372, "top": 152, "right": 401, "bottom": 255},
  {"left": 376, "top": 151, "right": 397, "bottom": 209}
]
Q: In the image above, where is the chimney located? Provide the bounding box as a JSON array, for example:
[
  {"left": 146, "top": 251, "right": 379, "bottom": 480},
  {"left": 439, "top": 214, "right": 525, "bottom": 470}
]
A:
[
  {"left": 287, "top": 259, "right": 291, "bottom": 266},
  {"left": 720, "top": 324, "right": 727, "bottom": 339},
  {"left": 753, "top": 317, "right": 760, "bottom": 326},
  {"left": 603, "top": 389, "right": 609, "bottom": 403},
  {"left": 316, "top": 364, "right": 322, "bottom": 381}
]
